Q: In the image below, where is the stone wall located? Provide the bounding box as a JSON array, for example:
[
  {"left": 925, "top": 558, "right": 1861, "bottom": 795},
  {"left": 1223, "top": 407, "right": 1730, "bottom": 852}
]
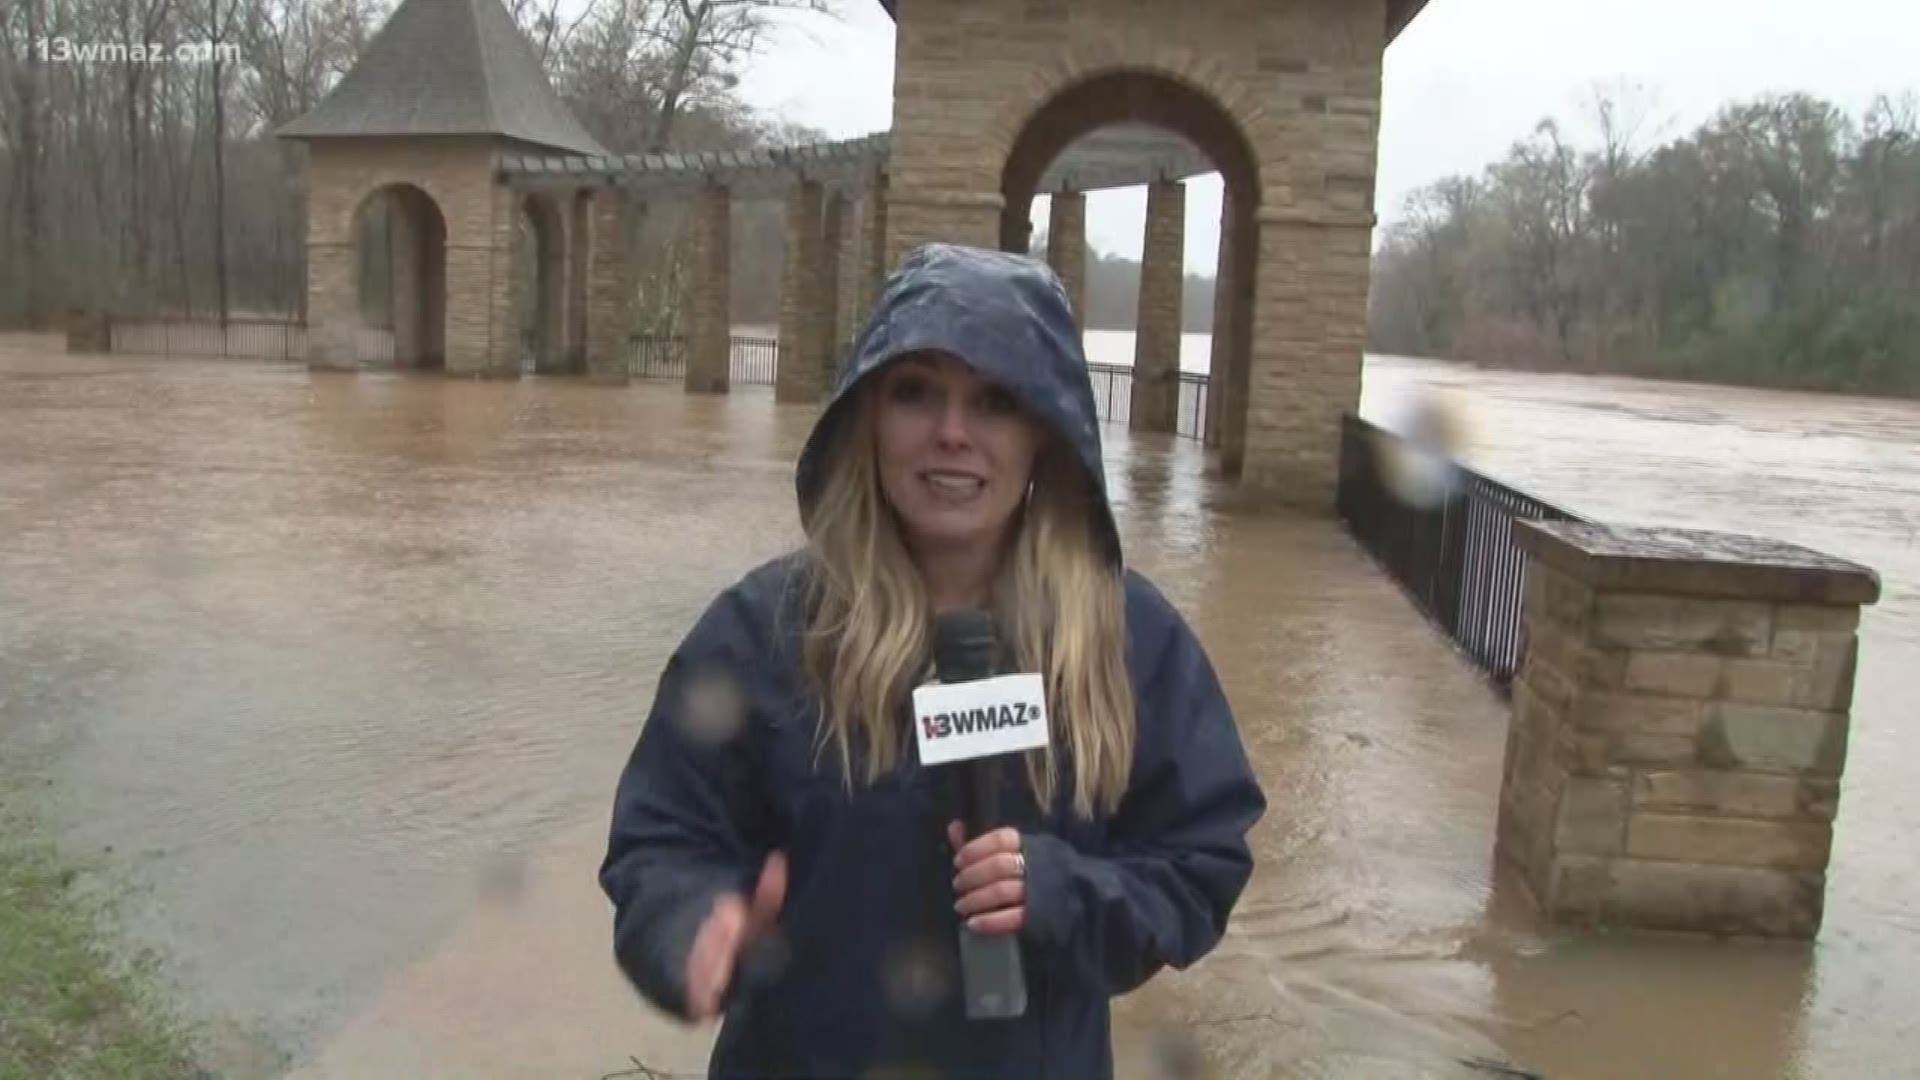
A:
[
  {"left": 886, "top": 0, "right": 1386, "bottom": 506},
  {"left": 1501, "top": 521, "right": 1880, "bottom": 938},
  {"left": 303, "top": 137, "right": 512, "bottom": 374}
]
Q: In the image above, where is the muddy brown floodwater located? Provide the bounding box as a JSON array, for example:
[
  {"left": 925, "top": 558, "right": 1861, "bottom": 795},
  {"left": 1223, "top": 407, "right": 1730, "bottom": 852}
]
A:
[{"left": 1, "top": 333, "right": 1915, "bottom": 1079}]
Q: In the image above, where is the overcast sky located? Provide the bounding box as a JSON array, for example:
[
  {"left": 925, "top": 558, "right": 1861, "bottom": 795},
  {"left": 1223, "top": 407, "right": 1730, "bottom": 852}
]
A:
[{"left": 734, "top": 0, "right": 1918, "bottom": 274}]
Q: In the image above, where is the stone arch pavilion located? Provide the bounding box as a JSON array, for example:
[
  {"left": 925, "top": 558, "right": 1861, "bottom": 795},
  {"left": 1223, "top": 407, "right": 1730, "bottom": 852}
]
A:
[{"left": 280, "top": 0, "right": 1433, "bottom": 507}]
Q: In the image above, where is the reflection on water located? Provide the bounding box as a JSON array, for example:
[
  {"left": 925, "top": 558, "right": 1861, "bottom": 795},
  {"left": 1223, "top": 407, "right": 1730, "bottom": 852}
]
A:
[{"left": 2, "top": 335, "right": 1915, "bottom": 1078}]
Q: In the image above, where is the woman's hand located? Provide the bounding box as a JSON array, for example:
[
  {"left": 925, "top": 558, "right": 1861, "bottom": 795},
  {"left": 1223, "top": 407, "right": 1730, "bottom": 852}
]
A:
[
  {"left": 948, "top": 822, "right": 1025, "bottom": 934},
  {"left": 685, "top": 851, "right": 787, "bottom": 1020}
]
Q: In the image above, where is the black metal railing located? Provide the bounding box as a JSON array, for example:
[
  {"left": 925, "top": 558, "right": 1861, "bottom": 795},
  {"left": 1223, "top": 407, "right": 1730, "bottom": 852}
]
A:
[
  {"left": 1085, "top": 363, "right": 1210, "bottom": 442},
  {"left": 1337, "top": 413, "right": 1588, "bottom": 691},
  {"left": 631, "top": 334, "right": 778, "bottom": 386},
  {"left": 109, "top": 317, "right": 313, "bottom": 362}
]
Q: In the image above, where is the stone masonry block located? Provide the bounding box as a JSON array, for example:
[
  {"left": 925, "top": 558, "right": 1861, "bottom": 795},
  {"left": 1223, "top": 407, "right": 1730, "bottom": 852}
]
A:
[
  {"left": 1626, "top": 813, "right": 1832, "bottom": 871},
  {"left": 1774, "top": 604, "right": 1861, "bottom": 634},
  {"left": 1526, "top": 565, "right": 1595, "bottom": 631},
  {"left": 1699, "top": 703, "right": 1849, "bottom": 776},
  {"left": 1575, "top": 692, "right": 1707, "bottom": 737},
  {"left": 1615, "top": 732, "right": 1702, "bottom": 769},
  {"left": 1717, "top": 659, "right": 1802, "bottom": 707},
  {"left": 1624, "top": 651, "right": 1725, "bottom": 698},
  {"left": 1543, "top": 854, "right": 1615, "bottom": 920},
  {"left": 1634, "top": 771, "right": 1836, "bottom": 822},
  {"left": 1605, "top": 859, "right": 1823, "bottom": 938},
  {"left": 1769, "top": 628, "right": 1853, "bottom": 665},
  {"left": 1553, "top": 778, "right": 1627, "bottom": 856},
  {"left": 1594, "top": 595, "right": 1772, "bottom": 656}
]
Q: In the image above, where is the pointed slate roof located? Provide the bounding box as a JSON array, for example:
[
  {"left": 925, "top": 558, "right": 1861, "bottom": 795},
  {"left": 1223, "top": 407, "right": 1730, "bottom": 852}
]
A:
[{"left": 279, "top": 0, "right": 606, "bottom": 155}]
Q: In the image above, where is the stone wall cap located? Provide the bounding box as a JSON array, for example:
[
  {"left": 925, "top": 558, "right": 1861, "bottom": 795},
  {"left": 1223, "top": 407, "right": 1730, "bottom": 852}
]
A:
[{"left": 1516, "top": 520, "right": 1881, "bottom": 605}]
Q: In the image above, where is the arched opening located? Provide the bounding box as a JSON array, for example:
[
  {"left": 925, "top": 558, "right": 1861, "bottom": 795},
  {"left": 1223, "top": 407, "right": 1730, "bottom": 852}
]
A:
[
  {"left": 354, "top": 183, "right": 447, "bottom": 370},
  {"left": 999, "top": 70, "right": 1261, "bottom": 476},
  {"left": 515, "top": 193, "right": 567, "bottom": 375}
]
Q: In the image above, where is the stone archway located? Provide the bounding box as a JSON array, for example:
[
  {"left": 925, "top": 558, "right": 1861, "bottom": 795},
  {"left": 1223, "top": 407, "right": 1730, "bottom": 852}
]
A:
[
  {"left": 998, "top": 69, "right": 1260, "bottom": 471},
  {"left": 515, "top": 193, "right": 569, "bottom": 375},
  {"left": 354, "top": 183, "right": 447, "bottom": 370}
]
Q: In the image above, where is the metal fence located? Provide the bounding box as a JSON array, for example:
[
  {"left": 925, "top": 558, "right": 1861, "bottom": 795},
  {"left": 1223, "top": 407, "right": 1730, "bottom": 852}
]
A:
[
  {"left": 1336, "top": 413, "right": 1588, "bottom": 691},
  {"left": 1085, "top": 363, "right": 1211, "bottom": 441},
  {"left": 109, "top": 318, "right": 311, "bottom": 362},
  {"left": 631, "top": 334, "right": 778, "bottom": 386}
]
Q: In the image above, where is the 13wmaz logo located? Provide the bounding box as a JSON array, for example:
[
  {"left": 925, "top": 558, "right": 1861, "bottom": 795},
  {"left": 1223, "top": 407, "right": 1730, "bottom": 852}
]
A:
[{"left": 921, "top": 700, "right": 1043, "bottom": 740}]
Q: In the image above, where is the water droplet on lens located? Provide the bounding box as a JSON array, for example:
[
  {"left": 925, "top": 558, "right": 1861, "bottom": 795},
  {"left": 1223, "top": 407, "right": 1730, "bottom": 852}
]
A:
[
  {"left": 882, "top": 937, "right": 952, "bottom": 1020},
  {"left": 1150, "top": 1027, "right": 1207, "bottom": 1080},
  {"left": 477, "top": 850, "right": 527, "bottom": 906},
  {"left": 679, "top": 668, "right": 746, "bottom": 748}
]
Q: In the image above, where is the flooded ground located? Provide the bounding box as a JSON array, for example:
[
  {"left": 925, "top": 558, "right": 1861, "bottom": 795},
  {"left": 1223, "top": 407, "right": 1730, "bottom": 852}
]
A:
[{"left": 1, "top": 333, "right": 1914, "bottom": 1079}]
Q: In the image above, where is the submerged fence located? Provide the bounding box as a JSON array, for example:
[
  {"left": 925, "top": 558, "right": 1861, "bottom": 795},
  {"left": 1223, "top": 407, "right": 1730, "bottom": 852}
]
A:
[
  {"left": 631, "top": 334, "right": 778, "bottom": 386},
  {"left": 1336, "top": 413, "right": 1588, "bottom": 691},
  {"left": 1085, "top": 362, "right": 1210, "bottom": 442},
  {"left": 108, "top": 317, "right": 317, "bottom": 363}
]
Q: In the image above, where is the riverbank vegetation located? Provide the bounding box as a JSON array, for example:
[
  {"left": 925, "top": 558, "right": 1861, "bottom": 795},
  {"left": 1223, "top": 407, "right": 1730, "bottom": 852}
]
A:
[
  {"left": 1370, "top": 91, "right": 1920, "bottom": 397},
  {"left": 0, "top": 796, "right": 197, "bottom": 1080}
]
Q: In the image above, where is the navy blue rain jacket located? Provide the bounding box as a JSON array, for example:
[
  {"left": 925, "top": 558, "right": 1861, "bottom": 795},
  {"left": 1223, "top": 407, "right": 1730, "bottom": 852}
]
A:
[{"left": 600, "top": 244, "right": 1267, "bottom": 1078}]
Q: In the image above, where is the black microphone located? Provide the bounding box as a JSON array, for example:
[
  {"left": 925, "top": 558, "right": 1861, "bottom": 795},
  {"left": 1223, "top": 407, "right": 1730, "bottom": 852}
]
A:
[{"left": 932, "top": 609, "right": 1028, "bottom": 1021}]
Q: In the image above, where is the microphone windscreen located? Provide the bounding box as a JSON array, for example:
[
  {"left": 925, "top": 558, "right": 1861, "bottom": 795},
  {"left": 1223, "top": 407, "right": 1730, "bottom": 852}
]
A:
[{"left": 932, "top": 609, "right": 997, "bottom": 683}]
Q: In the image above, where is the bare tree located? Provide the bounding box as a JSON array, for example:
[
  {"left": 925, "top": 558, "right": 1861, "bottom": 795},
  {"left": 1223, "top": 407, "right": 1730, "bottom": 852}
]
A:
[{"left": 643, "top": 0, "right": 833, "bottom": 152}]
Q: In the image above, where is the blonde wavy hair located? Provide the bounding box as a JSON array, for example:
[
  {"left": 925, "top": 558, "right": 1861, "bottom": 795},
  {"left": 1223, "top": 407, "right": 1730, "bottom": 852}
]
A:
[{"left": 796, "top": 382, "right": 1136, "bottom": 818}]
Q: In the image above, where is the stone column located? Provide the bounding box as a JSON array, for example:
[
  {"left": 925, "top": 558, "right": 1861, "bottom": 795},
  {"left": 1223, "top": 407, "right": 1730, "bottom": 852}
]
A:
[
  {"left": 777, "top": 179, "right": 825, "bottom": 403},
  {"left": 836, "top": 192, "right": 863, "bottom": 354},
  {"left": 472, "top": 180, "right": 521, "bottom": 378},
  {"left": 883, "top": 190, "right": 1001, "bottom": 270},
  {"left": 566, "top": 191, "right": 590, "bottom": 373},
  {"left": 686, "top": 183, "right": 732, "bottom": 395},
  {"left": 1502, "top": 521, "right": 1880, "bottom": 938},
  {"left": 818, "top": 190, "right": 846, "bottom": 388},
  {"left": 304, "top": 241, "right": 357, "bottom": 371},
  {"left": 1205, "top": 199, "right": 1235, "bottom": 450},
  {"left": 1131, "top": 179, "right": 1185, "bottom": 433},
  {"left": 586, "top": 186, "right": 639, "bottom": 383},
  {"left": 1219, "top": 206, "right": 1257, "bottom": 477},
  {"left": 859, "top": 175, "right": 890, "bottom": 332},
  {"left": 1240, "top": 214, "right": 1369, "bottom": 507},
  {"left": 1046, "top": 190, "right": 1087, "bottom": 330},
  {"left": 390, "top": 192, "right": 424, "bottom": 367}
]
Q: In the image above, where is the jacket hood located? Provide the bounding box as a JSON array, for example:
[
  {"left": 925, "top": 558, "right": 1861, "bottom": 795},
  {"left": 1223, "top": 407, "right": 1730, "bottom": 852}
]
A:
[{"left": 793, "top": 243, "right": 1120, "bottom": 564}]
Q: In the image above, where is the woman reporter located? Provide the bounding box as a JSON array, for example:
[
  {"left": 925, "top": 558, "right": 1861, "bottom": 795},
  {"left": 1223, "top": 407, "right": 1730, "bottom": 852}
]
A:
[{"left": 600, "top": 243, "right": 1266, "bottom": 1078}]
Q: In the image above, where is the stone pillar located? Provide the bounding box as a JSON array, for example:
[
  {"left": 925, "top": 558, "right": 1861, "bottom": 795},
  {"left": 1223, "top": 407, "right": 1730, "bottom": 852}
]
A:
[
  {"left": 1205, "top": 200, "right": 1234, "bottom": 450},
  {"left": 65, "top": 308, "right": 110, "bottom": 353},
  {"left": 586, "top": 186, "right": 638, "bottom": 383},
  {"left": 687, "top": 183, "right": 732, "bottom": 394},
  {"left": 836, "top": 192, "right": 864, "bottom": 356},
  {"left": 859, "top": 175, "right": 890, "bottom": 332},
  {"left": 1240, "top": 214, "right": 1370, "bottom": 506},
  {"left": 536, "top": 198, "right": 568, "bottom": 375},
  {"left": 390, "top": 192, "right": 424, "bottom": 367},
  {"left": 777, "top": 179, "right": 825, "bottom": 403},
  {"left": 1131, "top": 179, "right": 1184, "bottom": 433},
  {"left": 1219, "top": 206, "right": 1256, "bottom": 477},
  {"left": 1502, "top": 521, "right": 1880, "bottom": 939},
  {"left": 305, "top": 241, "right": 357, "bottom": 371},
  {"left": 469, "top": 180, "right": 521, "bottom": 377},
  {"left": 883, "top": 190, "right": 1001, "bottom": 270},
  {"left": 566, "top": 191, "right": 590, "bottom": 373},
  {"left": 1046, "top": 190, "right": 1087, "bottom": 331},
  {"left": 818, "top": 190, "right": 846, "bottom": 387}
]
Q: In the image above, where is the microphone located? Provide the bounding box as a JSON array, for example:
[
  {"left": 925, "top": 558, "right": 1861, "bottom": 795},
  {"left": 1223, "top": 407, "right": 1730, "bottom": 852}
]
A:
[{"left": 930, "top": 610, "right": 1029, "bottom": 1021}]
